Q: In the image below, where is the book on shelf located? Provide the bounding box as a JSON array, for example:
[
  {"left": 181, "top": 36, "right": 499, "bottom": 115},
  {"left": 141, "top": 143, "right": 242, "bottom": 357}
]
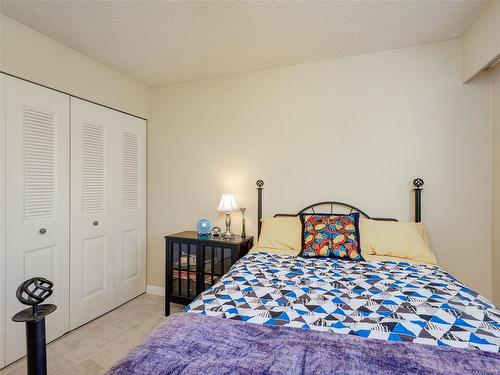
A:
[
  {"left": 173, "top": 271, "right": 214, "bottom": 284},
  {"left": 173, "top": 270, "right": 196, "bottom": 281},
  {"left": 176, "top": 255, "right": 216, "bottom": 269},
  {"left": 179, "top": 255, "right": 197, "bottom": 266}
]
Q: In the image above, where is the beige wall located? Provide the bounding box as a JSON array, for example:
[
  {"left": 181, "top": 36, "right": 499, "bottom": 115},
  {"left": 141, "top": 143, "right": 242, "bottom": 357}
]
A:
[
  {"left": 492, "top": 67, "right": 500, "bottom": 306},
  {"left": 461, "top": 1, "right": 500, "bottom": 83},
  {"left": 0, "top": 14, "right": 149, "bottom": 118},
  {"left": 3, "top": 11, "right": 494, "bottom": 300},
  {"left": 148, "top": 39, "right": 493, "bottom": 299}
]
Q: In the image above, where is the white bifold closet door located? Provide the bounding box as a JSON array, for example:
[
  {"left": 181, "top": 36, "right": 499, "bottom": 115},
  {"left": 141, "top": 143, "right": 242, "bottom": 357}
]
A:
[
  {"left": 70, "top": 99, "right": 116, "bottom": 329},
  {"left": 70, "top": 98, "right": 146, "bottom": 329},
  {"left": 4, "top": 77, "right": 70, "bottom": 363},
  {"left": 113, "top": 110, "right": 146, "bottom": 305}
]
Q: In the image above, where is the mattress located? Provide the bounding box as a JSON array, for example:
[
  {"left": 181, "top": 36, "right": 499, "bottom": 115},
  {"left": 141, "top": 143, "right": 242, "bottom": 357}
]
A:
[
  {"left": 186, "top": 252, "right": 500, "bottom": 352},
  {"left": 363, "top": 254, "right": 434, "bottom": 265}
]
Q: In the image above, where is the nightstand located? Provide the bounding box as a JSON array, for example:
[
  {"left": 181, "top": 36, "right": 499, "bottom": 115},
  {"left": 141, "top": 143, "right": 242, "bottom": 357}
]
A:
[{"left": 164, "top": 231, "right": 254, "bottom": 315}]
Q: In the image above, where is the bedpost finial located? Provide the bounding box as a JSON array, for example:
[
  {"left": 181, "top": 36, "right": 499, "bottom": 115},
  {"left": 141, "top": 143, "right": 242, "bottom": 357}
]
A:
[
  {"left": 256, "top": 180, "right": 264, "bottom": 188},
  {"left": 413, "top": 178, "right": 424, "bottom": 189}
]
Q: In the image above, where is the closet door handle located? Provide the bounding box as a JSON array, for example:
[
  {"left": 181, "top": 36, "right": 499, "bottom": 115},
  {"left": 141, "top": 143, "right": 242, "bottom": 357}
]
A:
[
  {"left": 92, "top": 221, "right": 99, "bottom": 226},
  {"left": 39, "top": 228, "right": 47, "bottom": 235}
]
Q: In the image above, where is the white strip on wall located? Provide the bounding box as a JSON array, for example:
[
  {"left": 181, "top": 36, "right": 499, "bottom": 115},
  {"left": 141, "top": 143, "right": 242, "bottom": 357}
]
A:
[{"left": 146, "top": 285, "right": 165, "bottom": 296}]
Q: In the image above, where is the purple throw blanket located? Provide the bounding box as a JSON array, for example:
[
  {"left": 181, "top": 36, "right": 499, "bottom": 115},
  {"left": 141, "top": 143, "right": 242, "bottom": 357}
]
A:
[{"left": 108, "top": 313, "right": 499, "bottom": 374}]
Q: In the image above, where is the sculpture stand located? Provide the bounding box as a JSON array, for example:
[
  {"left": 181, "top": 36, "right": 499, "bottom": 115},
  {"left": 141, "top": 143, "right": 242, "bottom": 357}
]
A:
[{"left": 12, "top": 278, "right": 57, "bottom": 375}]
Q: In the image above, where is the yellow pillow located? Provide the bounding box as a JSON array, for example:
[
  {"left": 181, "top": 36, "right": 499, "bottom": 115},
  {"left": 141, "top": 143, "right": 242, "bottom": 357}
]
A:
[
  {"left": 360, "top": 219, "right": 437, "bottom": 264},
  {"left": 256, "top": 216, "right": 302, "bottom": 252},
  {"left": 360, "top": 220, "right": 430, "bottom": 255}
]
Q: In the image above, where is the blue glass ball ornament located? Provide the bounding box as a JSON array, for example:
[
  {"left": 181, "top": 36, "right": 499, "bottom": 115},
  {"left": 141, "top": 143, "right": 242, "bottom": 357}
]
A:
[{"left": 197, "top": 219, "right": 212, "bottom": 235}]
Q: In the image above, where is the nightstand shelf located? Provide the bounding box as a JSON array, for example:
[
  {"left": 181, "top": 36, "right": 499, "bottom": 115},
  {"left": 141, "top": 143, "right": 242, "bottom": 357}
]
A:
[{"left": 164, "top": 231, "right": 253, "bottom": 315}]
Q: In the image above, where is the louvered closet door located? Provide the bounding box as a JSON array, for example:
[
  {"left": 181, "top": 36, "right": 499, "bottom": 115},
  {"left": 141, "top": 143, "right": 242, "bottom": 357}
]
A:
[
  {"left": 0, "top": 73, "right": 6, "bottom": 369},
  {"left": 113, "top": 112, "right": 146, "bottom": 305},
  {"left": 5, "top": 77, "right": 70, "bottom": 363},
  {"left": 70, "top": 98, "right": 115, "bottom": 329}
]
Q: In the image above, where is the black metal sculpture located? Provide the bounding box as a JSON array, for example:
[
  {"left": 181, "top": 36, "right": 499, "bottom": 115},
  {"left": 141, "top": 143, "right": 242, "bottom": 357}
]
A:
[{"left": 12, "top": 277, "right": 57, "bottom": 375}]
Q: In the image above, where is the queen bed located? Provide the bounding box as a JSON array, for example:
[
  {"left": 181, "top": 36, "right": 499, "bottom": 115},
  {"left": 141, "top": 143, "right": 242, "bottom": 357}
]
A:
[{"left": 108, "top": 179, "right": 500, "bottom": 374}]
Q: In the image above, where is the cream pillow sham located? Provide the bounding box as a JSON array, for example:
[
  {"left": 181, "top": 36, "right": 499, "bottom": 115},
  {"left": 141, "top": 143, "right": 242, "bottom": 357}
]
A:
[
  {"left": 249, "top": 247, "right": 301, "bottom": 257},
  {"left": 360, "top": 219, "right": 437, "bottom": 264},
  {"left": 254, "top": 216, "right": 302, "bottom": 256},
  {"left": 363, "top": 254, "right": 433, "bottom": 265}
]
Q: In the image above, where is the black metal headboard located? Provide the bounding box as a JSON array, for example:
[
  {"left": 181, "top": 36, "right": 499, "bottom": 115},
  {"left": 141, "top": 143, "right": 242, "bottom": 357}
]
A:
[{"left": 256, "top": 178, "right": 424, "bottom": 238}]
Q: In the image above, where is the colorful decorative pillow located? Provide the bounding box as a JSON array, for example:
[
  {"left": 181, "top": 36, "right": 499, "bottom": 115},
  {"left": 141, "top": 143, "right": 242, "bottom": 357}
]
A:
[{"left": 300, "top": 213, "right": 362, "bottom": 260}]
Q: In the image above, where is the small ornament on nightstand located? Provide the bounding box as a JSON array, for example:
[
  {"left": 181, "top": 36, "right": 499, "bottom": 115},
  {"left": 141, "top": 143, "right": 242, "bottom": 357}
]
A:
[
  {"left": 211, "top": 226, "right": 221, "bottom": 237},
  {"left": 240, "top": 207, "right": 247, "bottom": 238}
]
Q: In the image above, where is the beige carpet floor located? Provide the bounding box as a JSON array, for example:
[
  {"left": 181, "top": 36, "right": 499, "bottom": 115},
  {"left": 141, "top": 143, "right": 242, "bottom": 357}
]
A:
[{"left": 0, "top": 294, "right": 184, "bottom": 375}]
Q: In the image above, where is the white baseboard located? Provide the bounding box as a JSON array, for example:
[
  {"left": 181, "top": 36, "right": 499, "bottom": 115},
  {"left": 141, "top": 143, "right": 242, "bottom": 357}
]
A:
[{"left": 146, "top": 285, "right": 165, "bottom": 296}]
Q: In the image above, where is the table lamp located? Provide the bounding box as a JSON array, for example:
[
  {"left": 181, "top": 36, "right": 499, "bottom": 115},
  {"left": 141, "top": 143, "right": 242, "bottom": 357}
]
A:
[{"left": 217, "top": 193, "right": 238, "bottom": 239}]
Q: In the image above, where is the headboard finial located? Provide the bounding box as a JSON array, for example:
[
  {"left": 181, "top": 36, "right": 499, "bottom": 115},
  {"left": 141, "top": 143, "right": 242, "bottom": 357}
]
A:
[
  {"left": 413, "top": 178, "right": 424, "bottom": 189},
  {"left": 256, "top": 180, "right": 264, "bottom": 238},
  {"left": 412, "top": 177, "right": 423, "bottom": 223}
]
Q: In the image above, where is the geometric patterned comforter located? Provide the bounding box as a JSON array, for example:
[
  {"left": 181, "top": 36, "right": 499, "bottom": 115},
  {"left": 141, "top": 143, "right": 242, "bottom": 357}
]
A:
[{"left": 185, "top": 252, "right": 500, "bottom": 353}]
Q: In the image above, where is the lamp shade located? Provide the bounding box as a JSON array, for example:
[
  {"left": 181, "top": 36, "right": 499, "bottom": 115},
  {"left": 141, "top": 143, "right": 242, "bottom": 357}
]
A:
[{"left": 217, "top": 193, "right": 238, "bottom": 212}]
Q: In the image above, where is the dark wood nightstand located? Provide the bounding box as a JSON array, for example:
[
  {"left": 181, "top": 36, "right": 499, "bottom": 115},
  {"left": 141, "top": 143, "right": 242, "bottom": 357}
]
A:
[{"left": 164, "top": 231, "right": 254, "bottom": 315}]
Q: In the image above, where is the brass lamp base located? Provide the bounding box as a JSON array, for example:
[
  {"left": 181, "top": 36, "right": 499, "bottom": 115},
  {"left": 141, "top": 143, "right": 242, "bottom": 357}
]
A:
[
  {"left": 222, "top": 231, "right": 235, "bottom": 240},
  {"left": 222, "top": 213, "right": 235, "bottom": 239}
]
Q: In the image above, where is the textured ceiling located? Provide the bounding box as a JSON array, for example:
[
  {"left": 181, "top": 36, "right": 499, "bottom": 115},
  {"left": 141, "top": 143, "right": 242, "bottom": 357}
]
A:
[{"left": 0, "top": 1, "right": 487, "bottom": 86}]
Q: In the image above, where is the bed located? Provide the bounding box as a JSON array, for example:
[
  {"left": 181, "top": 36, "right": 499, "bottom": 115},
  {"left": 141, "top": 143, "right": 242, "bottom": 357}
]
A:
[{"left": 108, "top": 179, "right": 500, "bottom": 374}]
